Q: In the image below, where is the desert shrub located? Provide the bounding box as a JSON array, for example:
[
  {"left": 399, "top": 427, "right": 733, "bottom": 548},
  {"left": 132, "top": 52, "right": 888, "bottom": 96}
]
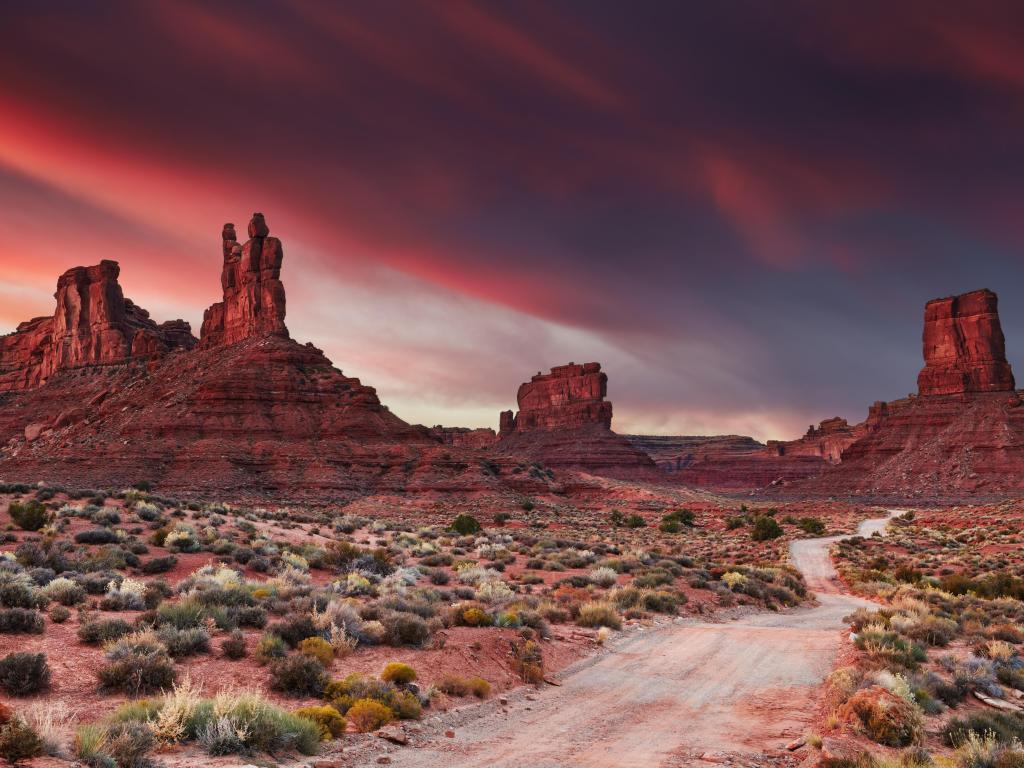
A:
[
  {"left": 140, "top": 555, "right": 177, "bottom": 575},
  {"left": 268, "top": 613, "right": 319, "bottom": 648},
  {"left": 75, "top": 528, "right": 120, "bottom": 545},
  {"left": 511, "top": 639, "right": 545, "bottom": 684},
  {"left": 103, "top": 721, "right": 154, "bottom": 768},
  {"left": 450, "top": 515, "right": 482, "bottom": 536},
  {"left": 751, "top": 516, "right": 783, "bottom": 541},
  {"left": 381, "top": 662, "right": 417, "bottom": 685},
  {"left": 798, "top": 517, "right": 826, "bottom": 535},
  {"left": 943, "top": 711, "right": 1024, "bottom": 747},
  {"left": 294, "top": 705, "right": 346, "bottom": 740},
  {"left": 0, "top": 653, "right": 51, "bottom": 695},
  {"left": 43, "top": 576, "right": 85, "bottom": 606},
  {"left": 382, "top": 612, "right": 429, "bottom": 646},
  {"left": 438, "top": 675, "right": 491, "bottom": 698},
  {"left": 221, "top": 630, "right": 247, "bottom": 660},
  {"left": 155, "top": 626, "right": 210, "bottom": 658},
  {"left": 625, "top": 514, "right": 646, "bottom": 528},
  {"left": 346, "top": 699, "right": 393, "bottom": 732},
  {"left": 97, "top": 648, "right": 176, "bottom": 696},
  {"left": 163, "top": 525, "right": 199, "bottom": 553},
  {"left": 101, "top": 578, "right": 147, "bottom": 611},
  {"left": 0, "top": 571, "right": 43, "bottom": 609},
  {"left": 0, "top": 608, "right": 44, "bottom": 634},
  {"left": 855, "top": 626, "right": 927, "bottom": 669},
  {"left": 9, "top": 501, "right": 49, "bottom": 532},
  {"left": 79, "top": 618, "right": 133, "bottom": 645},
  {"left": 270, "top": 654, "right": 328, "bottom": 697},
  {"left": 0, "top": 717, "right": 43, "bottom": 763},
  {"left": 576, "top": 601, "right": 622, "bottom": 630},
  {"left": 49, "top": 604, "right": 71, "bottom": 623},
  {"left": 841, "top": 686, "right": 922, "bottom": 747},
  {"left": 589, "top": 566, "right": 619, "bottom": 588},
  {"left": 298, "top": 637, "right": 334, "bottom": 667},
  {"left": 906, "top": 615, "right": 958, "bottom": 647},
  {"left": 233, "top": 605, "right": 267, "bottom": 628},
  {"left": 255, "top": 633, "right": 288, "bottom": 664}
]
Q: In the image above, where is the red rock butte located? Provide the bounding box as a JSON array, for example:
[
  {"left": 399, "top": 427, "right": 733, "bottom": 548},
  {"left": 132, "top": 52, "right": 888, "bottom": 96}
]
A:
[
  {"left": 917, "top": 289, "right": 1015, "bottom": 396},
  {"left": 497, "top": 363, "right": 655, "bottom": 478},
  {"left": 0, "top": 261, "right": 195, "bottom": 392}
]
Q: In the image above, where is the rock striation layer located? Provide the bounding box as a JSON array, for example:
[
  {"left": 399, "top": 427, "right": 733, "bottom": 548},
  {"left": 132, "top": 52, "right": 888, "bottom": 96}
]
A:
[
  {"left": 918, "top": 289, "right": 1015, "bottom": 396},
  {"left": 0, "top": 260, "right": 195, "bottom": 392}
]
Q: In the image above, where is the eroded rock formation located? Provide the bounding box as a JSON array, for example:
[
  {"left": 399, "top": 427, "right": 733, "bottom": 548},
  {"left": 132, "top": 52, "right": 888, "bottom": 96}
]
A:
[
  {"left": 498, "top": 362, "right": 655, "bottom": 477},
  {"left": 499, "top": 362, "right": 613, "bottom": 436},
  {"left": 200, "top": 213, "right": 288, "bottom": 347},
  {"left": 918, "top": 289, "right": 1015, "bottom": 396},
  {"left": 0, "top": 260, "right": 195, "bottom": 392}
]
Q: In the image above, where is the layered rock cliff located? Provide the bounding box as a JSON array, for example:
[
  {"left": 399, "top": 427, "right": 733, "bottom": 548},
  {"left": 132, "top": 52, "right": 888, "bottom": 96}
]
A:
[{"left": 0, "top": 260, "right": 195, "bottom": 392}]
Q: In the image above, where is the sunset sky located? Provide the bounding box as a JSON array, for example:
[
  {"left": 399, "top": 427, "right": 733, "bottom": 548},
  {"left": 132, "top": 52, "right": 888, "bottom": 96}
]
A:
[{"left": 3, "top": 1, "right": 1024, "bottom": 440}]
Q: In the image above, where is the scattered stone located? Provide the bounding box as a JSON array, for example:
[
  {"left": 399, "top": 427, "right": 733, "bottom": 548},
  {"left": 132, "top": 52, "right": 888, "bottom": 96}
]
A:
[
  {"left": 378, "top": 726, "right": 409, "bottom": 745},
  {"left": 785, "top": 737, "right": 806, "bottom": 751},
  {"left": 445, "top": 730, "right": 456, "bottom": 739}
]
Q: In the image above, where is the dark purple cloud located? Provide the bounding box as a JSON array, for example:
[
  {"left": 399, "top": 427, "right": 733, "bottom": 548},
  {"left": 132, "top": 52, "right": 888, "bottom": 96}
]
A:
[{"left": 1, "top": 0, "right": 1023, "bottom": 438}]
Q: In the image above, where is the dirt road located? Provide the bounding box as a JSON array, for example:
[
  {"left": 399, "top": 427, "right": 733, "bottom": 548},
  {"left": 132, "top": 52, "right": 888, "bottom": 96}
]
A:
[{"left": 378, "top": 511, "right": 900, "bottom": 768}]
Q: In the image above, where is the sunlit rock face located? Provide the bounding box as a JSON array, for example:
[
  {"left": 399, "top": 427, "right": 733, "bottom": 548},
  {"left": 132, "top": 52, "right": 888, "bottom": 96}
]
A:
[{"left": 917, "top": 289, "right": 1015, "bottom": 396}]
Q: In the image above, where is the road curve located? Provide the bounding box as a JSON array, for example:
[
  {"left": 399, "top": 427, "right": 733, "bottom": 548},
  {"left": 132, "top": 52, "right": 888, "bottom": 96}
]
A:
[{"left": 385, "top": 511, "right": 901, "bottom": 768}]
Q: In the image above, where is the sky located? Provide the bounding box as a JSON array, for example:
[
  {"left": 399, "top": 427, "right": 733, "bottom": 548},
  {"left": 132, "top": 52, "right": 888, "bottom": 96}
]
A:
[{"left": 2, "top": 1, "right": 1024, "bottom": 440}]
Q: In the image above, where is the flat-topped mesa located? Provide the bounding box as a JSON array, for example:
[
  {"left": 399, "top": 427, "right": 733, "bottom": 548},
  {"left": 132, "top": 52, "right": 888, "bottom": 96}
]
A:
[
  {"left": 0, "top": 260, "right": 195, "bottom": 392},
  {"left": 499, "top": 362, "right": 613, "bottom": 437},
  {"left": 918, "top": 289, "right": 1015, "bottom": 396},
  {"left": 200, "top": 213, "right": 288, "bottom": 347}
]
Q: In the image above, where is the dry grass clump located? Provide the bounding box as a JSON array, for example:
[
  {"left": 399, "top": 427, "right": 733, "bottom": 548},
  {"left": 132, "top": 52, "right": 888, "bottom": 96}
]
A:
[{"left": 438, "top": 675, "right": 491, "bottom": 698}]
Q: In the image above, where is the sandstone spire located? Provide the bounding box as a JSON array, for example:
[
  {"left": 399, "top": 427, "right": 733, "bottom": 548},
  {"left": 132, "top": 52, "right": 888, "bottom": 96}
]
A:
[{"left": 200, "top": 212, "right": 288, "bottom": 346}]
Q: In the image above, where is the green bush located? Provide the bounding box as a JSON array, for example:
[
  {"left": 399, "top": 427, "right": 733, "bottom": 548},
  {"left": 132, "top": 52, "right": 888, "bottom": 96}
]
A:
[
  {"left": 270, "top": 654, "right": 328, "bottom": 697},
  {"left": 221, "top": 630, "right": 247, "bottom": 660},
  {"left": 97, "top": 649, "right": 176, "bottom": 695},
  {"left": 450, "top": 514, "right": 482, "bottom": 535},
  {"left": 751, "top": 516, "right": 783, "bottom": 541},
  {"left": 255, "top": 633, "right": 289, "bottom": 664},
  {"left": 0, "top": 608, "right": 44, "bottom": 634},
  {"left": 624, "top": 514, "right": 646, "bottom": 528},
  {"left": 0, "top": 652, "right": 51, "bottom": 695},
  {"left": 79, "top": 618, "right": 133, "bottom": 645},
  {"left": 798, "top": 517, "right": 826, "bottom": 535},
  {"left": 943, "top": 711, "right": 1024, "bottom": 747},
  {"left": 9, "top": 501, "right": 49, "bottom": 532}
]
